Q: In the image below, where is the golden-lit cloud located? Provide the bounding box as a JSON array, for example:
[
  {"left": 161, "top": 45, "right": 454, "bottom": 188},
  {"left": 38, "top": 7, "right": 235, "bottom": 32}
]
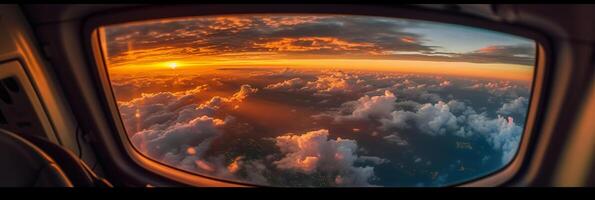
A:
[
  {"left": 253, "top": 37, "right": 376, "bottom": 52},
  {"left": 260, "top": 16, "right": 328, "bottom": 28},
  {"left": 208, "top": 17, "right": 253, "bottom": 32},
  {"left": 400, "top": 36, "right": 417, "bottom": 43},
  {"left": 478, "top": 45, "right": 499, "bottom": 53},
  {"left": 227, "top": 156, "right": 244, "bottom": 173}
]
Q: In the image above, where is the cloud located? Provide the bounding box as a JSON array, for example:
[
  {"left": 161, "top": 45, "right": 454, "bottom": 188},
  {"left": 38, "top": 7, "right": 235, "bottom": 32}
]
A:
[
  {"left": 131, "top": 115, "right": 230, "bottom": 163},
  {"left": 253, "top": 37, "right": 375, "bottom": 52},
  {"left": 273, "top": 129, "right": 383, "bottom": 186},
  {"left": 456, "top": 44, "right": 536, "bottom": 66},
  {"left": 393, "top": 102, "right": 522, "bottom": 164},
  {"left": 207, "top": 17, "right": 253, "bottom": 32},
  {"left": 196, "top": 84, "right": 258, "bottom": 110},
  {"left": 383, "top": 133, "right": 408, "bottom": 146},
  {"left": 117, "top": 83, "right": 259, "bottom": 134},
  {"left": 264, "top": 78, "right": 306, "bottom": 91},
  {"left": 103, "top": 15, "right": 435, "bottom": 67},
  {"left": 463, "top": 114, "right": 523, "bottom": 164},
  {"left": 230, "top": 84, "right": 259, "bottom": 102},
  {"left": 411, "top": 102, "right": 460, "bottom": 135},
  {"left": 366, "top": 78, "right": 443, "bottom": 104},
  {"left": 327, "top": 80, "right": 526, "bottom": 165},
  {"left": 497, "top": 97, "right": 529, "bottom": 116},
  {"left": 334, "top": 90, "right": 396, "bottom": 121},
  {"left": 467, "top": 80, "right": 530, "bottom": 98},
  {"left": 301, "top": 71, "right": 373, "bottom": 96},
  {"left": 239, "top": 159, "right": 270, "bottom": 185},
  {"left": 115, "top": 83, "right": 263, "bottom": 178},
  {"left": 260, "top": 16, "right": 329, "bottom": 28},
  {"left": 380, "top": 99, "right": 523, "bottom": 164},
  {"left": 380, "top": 101, "right": 459, "bottom": 136},
  {"left": 117, "top": 84, "right": 209, "bottom": 133},
  {"left": 111, "top": 66, "right": 533, "bottom": 185}
]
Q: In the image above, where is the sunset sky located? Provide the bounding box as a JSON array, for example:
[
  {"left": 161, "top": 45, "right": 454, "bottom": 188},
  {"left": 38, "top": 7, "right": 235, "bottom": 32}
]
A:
[{"left": 100, "top": 15, "right": 536, "bottom": 81}]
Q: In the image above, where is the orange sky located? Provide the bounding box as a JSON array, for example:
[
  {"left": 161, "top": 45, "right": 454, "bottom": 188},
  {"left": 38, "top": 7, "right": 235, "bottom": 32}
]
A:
[
  {"left": 106, "top": 58, "right": 533, "bottom": 81},
  {"left": 99, "top": 15, "right": 536, "bottom": 82}
]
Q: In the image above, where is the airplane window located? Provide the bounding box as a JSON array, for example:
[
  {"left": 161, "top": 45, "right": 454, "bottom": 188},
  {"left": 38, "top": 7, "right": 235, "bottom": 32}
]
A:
[{"left": 97, "top": 14, "right": 536, "bottom": 187}]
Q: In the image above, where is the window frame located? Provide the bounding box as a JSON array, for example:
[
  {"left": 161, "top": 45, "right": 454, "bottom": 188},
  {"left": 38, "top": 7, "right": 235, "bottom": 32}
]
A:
[{"left": 83, "top": 4, "right": 552, "bottom": 187}]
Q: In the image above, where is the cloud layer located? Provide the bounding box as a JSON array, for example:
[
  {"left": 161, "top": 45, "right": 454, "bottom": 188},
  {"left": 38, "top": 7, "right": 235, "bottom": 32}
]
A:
[
  {"left": 111, "top": 67, "right": 531, "bottom": 186},
  {"left": 328, "top": 89, "right": 525, "bottom": 165}
]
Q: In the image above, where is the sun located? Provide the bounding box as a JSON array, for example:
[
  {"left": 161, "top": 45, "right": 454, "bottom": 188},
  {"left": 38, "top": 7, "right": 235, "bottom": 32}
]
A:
[{"left": 167, "top": 62, "right": 178, "bottom": 69}]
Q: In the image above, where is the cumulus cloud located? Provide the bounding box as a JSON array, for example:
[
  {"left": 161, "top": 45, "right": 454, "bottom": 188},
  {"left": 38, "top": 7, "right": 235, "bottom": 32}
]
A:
[
  {"left": 463, "top": 114, "right": 523, "bottom": 164},
  {"left": 118, "top": 84, "right": 259, "bottom": 133},
  {"left": 117, "top": 83, "right": 261, "bottom": 176},
  {"left": 377, "top": 98, "right": 523, "bottom": 164},
  {"left": 324, "top": 81, "right": 526, "bottom": 166},
  {"left": 497, "top": 97, "right": 529, "bottom": 116},
  {"left": 409, "top": 102, "right": 459, "bottom": 135},
  {"left": 117, "top": 84, "right": 209, "bottom": 133},
  {"left": 131, "top": 115, "right": 230, "bottom": 166},
  {"left": 230, "top": 84, "right": 259, "bottom": 102},
  {"left": 334, "top": 90, "right": 396, "bottom": 121},
  {"left": 273, "top": 129, "right": 383, "bottom": 186},
  {"left": 380, "top": 101, "right": 459, "bottom": 136}
]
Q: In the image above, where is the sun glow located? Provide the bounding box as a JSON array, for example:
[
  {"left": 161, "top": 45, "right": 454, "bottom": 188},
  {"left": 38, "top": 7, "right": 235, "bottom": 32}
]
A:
[
  {"left": 110, "top": 58, "right": 533, "bottom": 82},
  {"left": 167, "top": 62, "right": 178, "bottom": 69}
]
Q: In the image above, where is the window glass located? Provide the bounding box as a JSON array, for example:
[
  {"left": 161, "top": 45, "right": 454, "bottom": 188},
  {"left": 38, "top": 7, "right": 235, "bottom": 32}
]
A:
[{"left": 99, "top": 14, "right": 536, "bottom": 187}]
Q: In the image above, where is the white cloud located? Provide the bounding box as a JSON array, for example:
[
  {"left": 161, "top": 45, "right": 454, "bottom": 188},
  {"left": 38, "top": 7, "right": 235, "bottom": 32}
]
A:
[
  {"left": 334, "top": 90, "right": 397, "bottom": 121},
  {"left": 380, "top": 101, "right": 459, "bottom": 136},
  {"left": 273, "top": 129, "right": 382, "bottom": 186},
  {"left": 497, "top": 97, "right": 529, "bottom": 116},
  {"left": 464, "top": 114, "right": 523, "bottom": 164},
  {"left": 413, "top": 102, "right": 459, "bottom": 135},
  {"left": 360, "top": 95, "right": 522, "bottom": 164},
  {"left": 131, "top": 115, "right": 228, "bottom": 161}
]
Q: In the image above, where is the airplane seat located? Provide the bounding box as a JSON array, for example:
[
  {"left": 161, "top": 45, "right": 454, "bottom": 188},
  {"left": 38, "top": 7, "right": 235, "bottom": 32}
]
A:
[
  {"left": 0, "top": 129, "right": 72, "bottom": 187},
  {"left": 0, "top": 129, "right": 111, "bottom": 187},
  {"left": 18, "top": 131, "right": 113, "bottom": 187}
]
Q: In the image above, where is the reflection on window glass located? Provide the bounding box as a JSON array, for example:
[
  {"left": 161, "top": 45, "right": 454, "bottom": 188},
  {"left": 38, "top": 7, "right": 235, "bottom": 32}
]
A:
[{"left": 99, "top": 14, "right": 535, "bottom": 187}]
